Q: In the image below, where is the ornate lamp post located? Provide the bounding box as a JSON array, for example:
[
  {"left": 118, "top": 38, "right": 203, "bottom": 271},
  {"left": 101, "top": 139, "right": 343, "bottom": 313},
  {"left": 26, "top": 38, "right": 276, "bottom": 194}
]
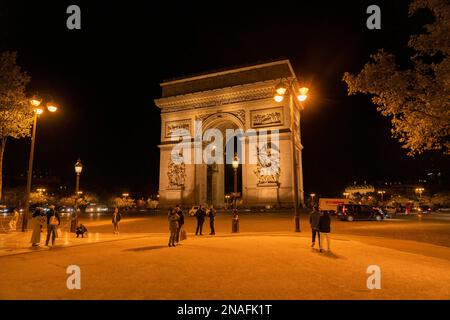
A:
[
  {"left": 274, "top": 80, "right": 309, "bottom": 232},
  {"left": 22, "top": 96, "right": 58, "bottom": 232},
  {"left": 71, "top": 158, "right": 83, "bottom": 232},
  {"left": 415, "top": 187, "right": 424, "bottom": 200},
  {"left": 232, "top": 153, "right": 239, "bottom": 209}
]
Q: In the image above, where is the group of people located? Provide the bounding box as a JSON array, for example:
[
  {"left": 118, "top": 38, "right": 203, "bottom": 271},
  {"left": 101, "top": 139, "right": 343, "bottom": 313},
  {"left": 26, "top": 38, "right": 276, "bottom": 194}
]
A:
[
  {"left": 26, "top": 202, "right": 330, "bottom": 251},
  {"left": 167, "top": 204, "right": 218, "bottom": 247},
  {"left": 194, "top": 204, "right": 216, "bottom": 236},
  {"left": 309, "top": 205, "right": 331, "bottom": 252},
  {"left": 30, "top": 205, "right": 61, "bottom": 247},
  {"left": 29, "top": 205, "right": 94, "bottom": 247}
]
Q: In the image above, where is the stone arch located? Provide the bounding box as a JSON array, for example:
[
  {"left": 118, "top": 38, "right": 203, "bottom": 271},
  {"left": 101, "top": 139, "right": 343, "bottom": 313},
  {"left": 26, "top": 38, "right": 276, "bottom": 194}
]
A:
[
  {"left": 201, "top": 112, "right": 244, "bottom": 133},
  {"left": 198, "top": 112, "right": 245, "bottom": 207}
]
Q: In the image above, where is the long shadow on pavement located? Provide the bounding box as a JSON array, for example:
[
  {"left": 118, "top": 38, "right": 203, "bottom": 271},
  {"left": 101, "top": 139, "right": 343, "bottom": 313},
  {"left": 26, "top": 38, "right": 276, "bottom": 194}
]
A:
[
  {"left": 123, "top": 245, "right": 167, "bottom": 252},
  {"left": 311, "top": 248, "right": 344, "bottom": 259}
]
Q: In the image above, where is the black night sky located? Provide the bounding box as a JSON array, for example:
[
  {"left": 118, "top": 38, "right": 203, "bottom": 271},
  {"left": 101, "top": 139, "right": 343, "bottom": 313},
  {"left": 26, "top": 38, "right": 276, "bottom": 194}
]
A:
[{"left": 0, "top": 0, "right": 448, "bottom": 199}]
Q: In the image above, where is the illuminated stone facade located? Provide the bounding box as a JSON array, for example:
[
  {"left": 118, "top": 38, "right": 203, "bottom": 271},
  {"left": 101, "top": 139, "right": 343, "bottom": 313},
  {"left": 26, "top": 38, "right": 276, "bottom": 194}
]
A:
[{"left": 154, "top": 60, "right": 304, "bottom": 208}]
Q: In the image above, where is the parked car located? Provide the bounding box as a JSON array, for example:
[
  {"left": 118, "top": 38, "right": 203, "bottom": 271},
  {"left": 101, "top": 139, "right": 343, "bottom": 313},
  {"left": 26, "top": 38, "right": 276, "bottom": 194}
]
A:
[
  {"left": 189, "top": 206, "right": 200, "bottom": 216},
  {"left": 414, "top": 205, "right": 432, "bottom": 214},
  {"left": 0, "top": 205, "right": 13, "bottom": 215},
  {"left": 336, "top": 204, "right": 385, "bottom": 222}
]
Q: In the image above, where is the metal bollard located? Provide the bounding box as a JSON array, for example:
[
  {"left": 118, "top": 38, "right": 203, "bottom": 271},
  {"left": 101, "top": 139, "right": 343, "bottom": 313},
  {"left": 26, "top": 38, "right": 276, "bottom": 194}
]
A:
[{"left": 232, "top": 216, "right": 239, "bottom": 233}]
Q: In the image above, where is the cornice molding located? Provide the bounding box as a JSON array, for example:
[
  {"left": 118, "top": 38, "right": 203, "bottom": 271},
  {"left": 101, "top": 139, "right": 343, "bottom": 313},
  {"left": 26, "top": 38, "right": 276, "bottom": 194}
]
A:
[{"left": 154, "top": 80, "right": 281, "bottom": 113}]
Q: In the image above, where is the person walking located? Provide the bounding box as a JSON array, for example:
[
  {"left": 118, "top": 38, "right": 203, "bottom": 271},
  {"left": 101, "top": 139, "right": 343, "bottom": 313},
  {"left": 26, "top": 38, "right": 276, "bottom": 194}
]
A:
[
  {"left": 175, "top": 205, "right": 185, "bottom": 243},
  {"left": 112, "top": 207, "right": 121, "bottom": 235},
  {"left": 168, "top": 208, "right": 180, "bottom": 247},
  {"left": 208, "top": 205, "right": 216, "bottom": 235},
  {"left": 318, "top": 211, "right": 331, "bottom": 252},
  {"left": 195, "top": 205, "right": 206, "bottom": 235},
  {"left": 45, "top": 205, "right": 60, "bottom": 247},
  {"left": 30, "top": 208, "right": 45, "bottom": 247},
  {"left": 309, "top": 205, "right": 321, "bottom": 248}
]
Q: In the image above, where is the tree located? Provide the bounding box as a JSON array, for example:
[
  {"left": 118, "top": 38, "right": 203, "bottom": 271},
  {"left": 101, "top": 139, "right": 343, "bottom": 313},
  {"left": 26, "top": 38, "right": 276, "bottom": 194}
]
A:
[
  {"left": 29, "top": 191, "right": 53, "bottom": 206},
  {"left": 58, "top": 193, "right": 99, "bottom": 208},
  {"left": 111, "top": 196, "right": 135, "bottom": 209},
  {"left": 0, "top": 51, "right": 32, "bottom": 200},
  {"left": 343, "top": 0, "right": 450, "bottom": 155}
]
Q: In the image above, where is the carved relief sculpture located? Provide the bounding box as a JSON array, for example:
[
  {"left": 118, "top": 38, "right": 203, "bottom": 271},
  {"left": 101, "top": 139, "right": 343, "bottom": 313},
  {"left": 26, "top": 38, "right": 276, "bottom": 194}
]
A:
[
  {"left": 167, "top": 158, "right": 186, "bottom": 189},
  {"left": 251, "top": 107, "right": 284, "bottom": 128},
  {"left": 253, "top": 143, "right": 280, "bottom": 185}
]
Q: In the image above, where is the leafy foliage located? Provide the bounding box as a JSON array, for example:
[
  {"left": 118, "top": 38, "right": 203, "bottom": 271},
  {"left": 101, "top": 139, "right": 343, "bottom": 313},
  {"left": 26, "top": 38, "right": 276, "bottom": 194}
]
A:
[
  {"left": 0, "top": 51, "right": 32, "bottom": 200},
  {"left": 343, "top": 0, "right": 450, "bottom": 155}
]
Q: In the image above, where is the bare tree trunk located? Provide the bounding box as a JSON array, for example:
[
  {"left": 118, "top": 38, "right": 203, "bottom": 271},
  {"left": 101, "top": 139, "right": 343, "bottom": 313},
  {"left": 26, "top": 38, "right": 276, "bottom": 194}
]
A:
[{"left": 0, "top": 137, "right": 6, "bottom": 202}]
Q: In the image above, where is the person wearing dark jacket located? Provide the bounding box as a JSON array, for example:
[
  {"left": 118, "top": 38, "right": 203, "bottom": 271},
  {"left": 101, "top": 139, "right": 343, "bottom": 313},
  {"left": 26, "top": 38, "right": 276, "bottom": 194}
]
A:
[
  {"left": 318, "top": 212, "right": 331, "bottom": 252},
  {"left": 195, "top": 205, "right": 206, "bottom": 235},
  {"left": 76, "top": 224, "right": 88, "bottom": 238},
  {"left": 309, "top": 206, "right": 321, "bottom": 248},
  {"left": 208, "top": 205, "right": 216, "bottom": 235},
  {"left": 175, "top": 205, "right": 184, "bottom": 243},
  {"left": 45, "top": 205, "right": 60, "bottom": 246}
]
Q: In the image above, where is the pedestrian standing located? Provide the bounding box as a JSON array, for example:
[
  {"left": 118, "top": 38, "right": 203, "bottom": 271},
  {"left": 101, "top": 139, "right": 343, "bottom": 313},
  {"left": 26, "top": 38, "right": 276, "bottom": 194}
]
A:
[
  {"left": 195, "top": 205, "right": 206, "bottom": 235},
  {"left": 112, "top": 207, "right": 121, "bottom": 235},
  {"left": 309, "top": 205, "right": 321, "bottom": 248},
  {"left": 9, "top": 208, "right": 20, "bottom": 231},
  {"left": 232, "top": 208, "right": 239, "bottom": 233},
  {"left": 175, "top": 205, "right": 185, "bottom": 243},
  {"left": 208, "top": 205, "right": 216, "bottom": 235},
  {"left": 168, "top": 209, "right": 180, "bottom": 247},
  {"left": 30, "top": 208, "right": 45, "bottom": 247},
  {"left": 318, "top": 211, "right": 331, "bottom": 252},
  {"left": 45, "top": 205, "right": 60, "bottom": 247}
]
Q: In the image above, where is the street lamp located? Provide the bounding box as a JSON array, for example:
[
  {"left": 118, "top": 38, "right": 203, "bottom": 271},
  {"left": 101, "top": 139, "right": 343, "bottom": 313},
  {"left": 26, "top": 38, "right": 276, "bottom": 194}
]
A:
[
  {"left": 377, "top": 190, "right": 386, "bottom": 202},
  {"left": 415, "top": 187, "right": 424, "bottom": 200},
  {"left": 310, "top": 193, "right": 316, "bottom": 207},
  {"left": 225, "top": 194, "right": 230, "bottom": 210},
  {"left": 75, "top": 159, "right": 83, "bottom": 193},
  {"left": 232, "top": 153, "right": 239, "bottom": 209},
  {"left": 71, "top": 158, "right": 83, "bottom": 232},
  {"left": 274, "top": 79, "right": 309, "bottom": 232},
  {"left": 21, "top": 95, "right": 58, "bottom": 231}
]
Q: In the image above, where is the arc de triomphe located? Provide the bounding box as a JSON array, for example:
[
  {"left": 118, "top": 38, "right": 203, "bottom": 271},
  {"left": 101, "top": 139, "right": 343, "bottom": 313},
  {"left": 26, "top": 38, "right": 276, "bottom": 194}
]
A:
[{"left": 154, "top": 60, "right": 304, "bottom": 208}]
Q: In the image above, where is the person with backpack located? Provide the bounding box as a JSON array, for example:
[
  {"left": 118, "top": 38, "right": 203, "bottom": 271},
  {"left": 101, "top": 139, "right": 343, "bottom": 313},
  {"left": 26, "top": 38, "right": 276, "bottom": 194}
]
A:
[
  {"left": 195, "top": 205, "right": 206, "bottom": 236},
  {"left": 112, "top": 207, "right": 121, "bottom": 235},
  {"left": 45, "top": 205, "right": 60, "bottom": 247},
  {"left": 318, "top": 211, "right": 331, "bottom": 252}
]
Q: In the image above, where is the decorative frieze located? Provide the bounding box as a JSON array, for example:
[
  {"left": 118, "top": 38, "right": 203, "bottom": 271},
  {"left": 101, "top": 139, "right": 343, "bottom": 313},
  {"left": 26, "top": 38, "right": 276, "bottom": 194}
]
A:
[
  {"left": 155, "top": 82, "right": 275, "bottom": 113},
  {"left": 251, "top": 107, "right": 284, "bottom": 128}
]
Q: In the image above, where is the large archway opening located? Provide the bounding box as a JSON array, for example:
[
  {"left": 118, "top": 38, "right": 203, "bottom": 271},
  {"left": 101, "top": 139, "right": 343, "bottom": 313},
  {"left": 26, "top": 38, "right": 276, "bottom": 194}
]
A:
[{"left": 202, "top": 114, "right": 244, "bottom": 208}]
